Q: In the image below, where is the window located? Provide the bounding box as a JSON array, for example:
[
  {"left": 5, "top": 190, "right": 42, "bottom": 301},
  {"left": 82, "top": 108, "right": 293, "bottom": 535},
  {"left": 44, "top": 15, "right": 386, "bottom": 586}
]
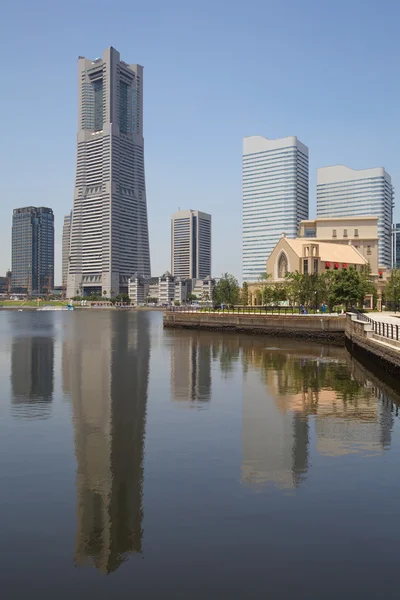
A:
[
  {"left": 343, "top": 229, "right": 348, "bottom": 237},
  {"left": 278, "top": 253, "right": 288, "bottom": 278},
  {"left": 332, "top": 229, "right": 337, "bottom": 237},
  {"left": 313, "top": 259, "right": 318, "bottom": 274},
  {"left": 303, "top": 259, "right": 308, "bottom": 274},
  {"left": 367, "top": 245, "right": 371, "bottom": 255},
  {"left": 354, "top": 229, "right": 359, "bottom": 237}
]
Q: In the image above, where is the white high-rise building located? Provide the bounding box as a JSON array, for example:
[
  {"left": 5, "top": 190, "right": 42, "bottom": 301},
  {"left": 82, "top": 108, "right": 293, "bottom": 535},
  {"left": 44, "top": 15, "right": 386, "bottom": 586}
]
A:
[
  {"left": 242, "top": 136, "right": 309, "bottom": 283},
  {"left": 67, "top": 47, "right": 151, "bottom": 298},
  {"left": 171, "top": 210, "right": 211, "bottom": 279},
  {"left": 62, "top": 212, "right": 72, "bottom": 289},
  {"left": 317, "top": 166, "right": 394, "bottom": 267}
]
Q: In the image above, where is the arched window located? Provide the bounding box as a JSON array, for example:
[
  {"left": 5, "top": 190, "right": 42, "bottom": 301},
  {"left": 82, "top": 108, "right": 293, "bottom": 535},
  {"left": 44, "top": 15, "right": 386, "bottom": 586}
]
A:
[{"left": 278, "top": 253, "right": 288, "bottom": 278}]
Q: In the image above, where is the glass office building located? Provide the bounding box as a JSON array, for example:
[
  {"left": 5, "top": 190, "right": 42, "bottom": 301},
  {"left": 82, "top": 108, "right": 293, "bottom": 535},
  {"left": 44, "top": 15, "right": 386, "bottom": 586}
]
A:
[
  {"left": 317, "top": 166, "right": 394, "bottom": 267},
  {"left": 11, "top": 206, "right": 54, "bottom": 294},
  {"left": 242, "top": 136, "right": 309, "bottom": 283}
]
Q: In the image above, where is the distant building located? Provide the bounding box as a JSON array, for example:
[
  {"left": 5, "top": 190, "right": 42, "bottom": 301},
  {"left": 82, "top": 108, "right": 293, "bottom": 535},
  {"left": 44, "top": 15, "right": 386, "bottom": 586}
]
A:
[
  {"left": 128, "top": 273, "right": 214, "bottom": 305},
  {"left": 191, "top": 276, "right": 215, "bottom": 301},
  {"left": 62, "top": 212, "right": 72, "bottom": 288},
  {"left": 0, "top": 276, "right": 8, "bottom": 294},
  {"left": 317, "top": 165, "right": 394, "bottom": 267},
  {"left": 242, "top": 135, "right": 309, "bottom": 283},
  {"left": 158, "top": 271, "right": 175, "bottom": 304},
  {"left": 171, "top": 210, "right": 211, "bottom": 279},
  {"left": 11, "top": 207, "right": 54, "bottom": 294}
]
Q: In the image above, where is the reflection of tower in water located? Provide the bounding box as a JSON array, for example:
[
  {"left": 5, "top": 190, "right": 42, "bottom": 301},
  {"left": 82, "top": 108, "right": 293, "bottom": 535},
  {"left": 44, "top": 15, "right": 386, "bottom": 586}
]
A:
[
  {"left": 65, "top": 311, "right": 150, "bottom": 574},
  {"left": 170, "top": 332, "right": 211, "bottom": 402},
  {"left": 241, "top": 369, "right": 309, "bottom": 489},
  {"left": 11, "top": 319, "right": 54, "bottom": 420}
]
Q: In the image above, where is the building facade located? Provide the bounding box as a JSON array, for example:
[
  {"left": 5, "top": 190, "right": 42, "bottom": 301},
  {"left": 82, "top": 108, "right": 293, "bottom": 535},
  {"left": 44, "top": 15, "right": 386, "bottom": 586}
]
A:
[
  {"left": 242, "top": 135, "right": 309, "bottom": 283},
  {"left": 171, "top": 210, "right": 211, "bottom": 279},
  {"left": 317, "top": 166, "right": 394, "bottom": 268},
  {"left": 67, "top": 47, "right": 151, "bottom": 298},
  {"left": 62, "top": 212, "right": 72, "bottom": 289},
  {"left": 11, "top": 207, "right": 54, "bottom": 294},
  {"left": 298, "top": 216, "right": 380, "bottom": 275}
]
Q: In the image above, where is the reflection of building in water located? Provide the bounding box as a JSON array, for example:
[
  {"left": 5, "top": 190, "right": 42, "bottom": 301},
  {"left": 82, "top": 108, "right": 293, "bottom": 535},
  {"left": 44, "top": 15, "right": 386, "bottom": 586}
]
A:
[
  {"left": 245, "top": 345, "right": 394, "bottom": 462},
  {"left": 170, "top": 332, "right": 211, "bottom": 402},
  {"left": 241, "top": 369, "right": 309, "bottom": 489},
  {"left": 241, "top": 342, "right": 399, "bottom": 487},
  {"left": 65, "top": 311, "right": 150, "bottom": 574},
  {"left": 11, "top": 326, "right": 54, "bottom": 420}
]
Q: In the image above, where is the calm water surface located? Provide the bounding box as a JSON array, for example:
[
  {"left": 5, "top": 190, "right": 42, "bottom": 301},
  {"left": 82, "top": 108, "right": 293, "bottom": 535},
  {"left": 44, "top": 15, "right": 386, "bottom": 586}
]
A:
[{"left": 1, "top": 310, "right": 400, "bottom": 599}]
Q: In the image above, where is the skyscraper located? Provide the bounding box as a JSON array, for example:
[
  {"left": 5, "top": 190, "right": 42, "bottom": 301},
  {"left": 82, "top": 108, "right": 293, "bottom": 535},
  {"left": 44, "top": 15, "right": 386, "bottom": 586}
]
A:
[
  {"left": 242, "top": 136, "right": 309, "bottom": 283},
  {"left": 67, "top": 47, "right": 151, "bottom": 298},
  {"left": 171, "top": 209, "right": 211, "bottom": 279},
  {"left": 317, "top": 166, "right": 394, "bottom": 267},
  {"left": 62, "top": 211, "right": 72, "bottom": 289},
  {"left": 11, "top": 206, "right": 54, "bottom": 294}
]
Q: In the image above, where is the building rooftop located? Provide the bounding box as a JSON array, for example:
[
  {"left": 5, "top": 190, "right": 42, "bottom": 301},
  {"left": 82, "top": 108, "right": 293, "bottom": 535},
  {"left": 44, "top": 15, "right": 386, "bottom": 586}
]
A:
[
  {"left": 300, "top": 216, "right": 378, "bottom": 224},
  {"left": 284, "top": 238, "right": 368, "bottom": 265}
]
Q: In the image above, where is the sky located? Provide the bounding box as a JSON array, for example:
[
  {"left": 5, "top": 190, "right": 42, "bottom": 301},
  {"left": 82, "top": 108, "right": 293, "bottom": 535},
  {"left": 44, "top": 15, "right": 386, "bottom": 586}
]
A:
[{"left": 1, "top": 0, "right": 399, "bottom": 284}]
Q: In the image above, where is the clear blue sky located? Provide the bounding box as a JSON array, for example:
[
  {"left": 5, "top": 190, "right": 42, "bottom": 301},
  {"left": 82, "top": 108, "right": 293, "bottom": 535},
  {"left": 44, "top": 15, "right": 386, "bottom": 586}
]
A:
[{"left": 1, "top": 0, "right": 399, "bottom": 284}]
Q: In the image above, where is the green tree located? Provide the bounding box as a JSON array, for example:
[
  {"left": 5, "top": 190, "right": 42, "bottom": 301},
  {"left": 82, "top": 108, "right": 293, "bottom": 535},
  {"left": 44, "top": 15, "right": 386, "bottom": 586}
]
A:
[
  {"left": 241, "top": 281, "right": 249, "bottom": 306},
  {"left": 319, "top": 270, "right": 337, "bottom": 312},
  {"left": 385, "top": 269, "right": 400, "bottom": 308},
  {"left": 272, "top": 283, "right": 287, "bottom": 304},
  {"left": 332, "top": 267, "right": 364, "bottom": 309},
  {"left": 187, "top": 293, "right": 197, "bottom": 303},
  {"left": 285, "top": 271, "right": 303, "bottom": 305},
  {"left": 213, "top": 273, "right": 240, "bottom": 306}
]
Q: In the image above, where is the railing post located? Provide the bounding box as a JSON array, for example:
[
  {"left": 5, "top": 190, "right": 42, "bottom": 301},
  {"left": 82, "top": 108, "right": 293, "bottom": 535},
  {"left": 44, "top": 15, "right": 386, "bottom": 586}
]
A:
[{"left": 397, "top": 325, "right": 399, "bottom": 341}]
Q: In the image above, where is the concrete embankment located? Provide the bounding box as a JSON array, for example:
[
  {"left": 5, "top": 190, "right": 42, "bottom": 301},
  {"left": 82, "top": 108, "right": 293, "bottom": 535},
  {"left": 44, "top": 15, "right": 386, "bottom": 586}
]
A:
[
  {"left": 345, "top": 314, "right": 400, "bottom": 377},
  {"left": 163, "top": 311, "right": 346, "bottom": 344}
]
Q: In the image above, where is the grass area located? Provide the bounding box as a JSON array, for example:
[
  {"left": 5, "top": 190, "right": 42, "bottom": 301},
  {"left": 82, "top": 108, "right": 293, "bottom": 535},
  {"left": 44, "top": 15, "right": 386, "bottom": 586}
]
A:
[{"left": 0, "top": 300, "right": 69, "bottom": 307}]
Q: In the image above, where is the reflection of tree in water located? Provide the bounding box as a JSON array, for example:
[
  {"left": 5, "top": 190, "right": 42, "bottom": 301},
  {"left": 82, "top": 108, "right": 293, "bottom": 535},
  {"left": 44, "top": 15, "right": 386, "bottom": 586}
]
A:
[
  {"left": 242, "top": 346, "right": 375, "bottom": 417},
  {"left": 211, "top": 338, "right": 241, "bottom": 377}
]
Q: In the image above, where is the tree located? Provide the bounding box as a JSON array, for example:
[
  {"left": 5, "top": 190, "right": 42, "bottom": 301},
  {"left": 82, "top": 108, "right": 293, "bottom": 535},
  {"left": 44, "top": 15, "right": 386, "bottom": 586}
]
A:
[
  {"left": 103, "top": 290, "right": 108, "bottom": 297},
  {"left": 241, "top": 282, "right": 249, "bottom": 306},
  {"left": 213, "top": 273, "right": 240, "bottom": 306},
  {"left": 319, "top": 271, "right": 337, "bottom": 312},
  {"left": 285, "top": 271, "right": 306, "bottom": 306},
  {"left": 385, "top": 269, "right": 400, "bottom": 309},
  {"left": 332, "top": 267, "right": 364, "bottom": 309},
  {"left": 272, "top": 283, "right": 287, "bottom": 304},
  {"left": 187, "top": 293, "right": 197, "bottom": 303}
]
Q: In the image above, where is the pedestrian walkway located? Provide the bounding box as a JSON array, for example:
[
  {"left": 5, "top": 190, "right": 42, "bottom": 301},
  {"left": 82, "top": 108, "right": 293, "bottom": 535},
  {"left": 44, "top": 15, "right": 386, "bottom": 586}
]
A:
[{"left": 368, "top": 312, "right": 400, "bottom": 325}]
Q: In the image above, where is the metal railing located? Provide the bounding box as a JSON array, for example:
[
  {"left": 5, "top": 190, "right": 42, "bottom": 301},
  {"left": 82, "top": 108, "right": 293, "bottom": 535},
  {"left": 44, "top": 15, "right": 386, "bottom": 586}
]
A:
[
  {"left": 349, "top": 308, "right": 400, "bottom": 342},
  {"left": 167, "top": 305, "right": 330, "bottom": 316}
]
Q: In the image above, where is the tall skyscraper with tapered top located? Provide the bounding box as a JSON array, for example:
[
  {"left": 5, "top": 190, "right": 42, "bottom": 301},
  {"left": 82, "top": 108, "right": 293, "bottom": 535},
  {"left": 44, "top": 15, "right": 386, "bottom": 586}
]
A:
[{"left": 67, "top": 47, "right": 151, "bottom": 298}]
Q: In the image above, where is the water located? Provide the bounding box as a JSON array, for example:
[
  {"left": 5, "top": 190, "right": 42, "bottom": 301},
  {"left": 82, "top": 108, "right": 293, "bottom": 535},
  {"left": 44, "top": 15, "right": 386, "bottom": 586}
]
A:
[{"left": 1, "top": 310, "right": 400, "bottom": 599}]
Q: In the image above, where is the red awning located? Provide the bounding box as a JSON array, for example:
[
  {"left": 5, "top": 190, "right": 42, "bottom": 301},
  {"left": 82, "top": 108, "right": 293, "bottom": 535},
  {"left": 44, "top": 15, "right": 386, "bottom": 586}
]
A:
[
  {"left": 379, "top": 270, "right": 383, "bottom": 274},
  {"left": 334, "top": 262, "right": 339, "bottom": 269},
  {"left": 326, "top": 261, "right": 331, "bottom": 267},
  {"left": 343, "top": 263, "right": 348, "bottom": 268}
]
